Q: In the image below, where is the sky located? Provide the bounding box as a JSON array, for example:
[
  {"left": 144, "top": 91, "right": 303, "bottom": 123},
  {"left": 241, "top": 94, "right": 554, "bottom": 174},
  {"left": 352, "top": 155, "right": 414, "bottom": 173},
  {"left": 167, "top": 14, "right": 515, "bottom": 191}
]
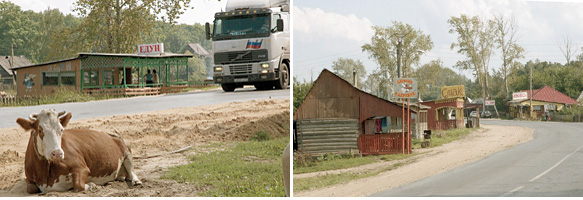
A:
[
  {"left": 8, "top": 0, "right": 227, "bottom": 25},
  {"left": 293, "top": 0, "right": 583, "bottom": 82}
]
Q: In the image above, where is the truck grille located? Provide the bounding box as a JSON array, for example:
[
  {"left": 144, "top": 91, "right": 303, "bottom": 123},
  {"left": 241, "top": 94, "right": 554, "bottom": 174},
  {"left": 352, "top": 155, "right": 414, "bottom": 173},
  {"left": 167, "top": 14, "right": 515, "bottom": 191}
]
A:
[
  {"left": 230, "top": 64, "right": 253, "bottom": 75},
  {"left": 214, "top": 49, "right": 268, "bottom": 65}
]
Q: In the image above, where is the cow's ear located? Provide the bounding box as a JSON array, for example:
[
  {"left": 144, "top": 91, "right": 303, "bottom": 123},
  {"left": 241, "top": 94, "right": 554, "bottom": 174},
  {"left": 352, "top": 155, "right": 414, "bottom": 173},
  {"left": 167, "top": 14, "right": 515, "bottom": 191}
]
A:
[
  {"left": 16, "top": 118, "right": 34, "bottom": 131},
  {"left": 60, "top": 113, "right": 72, "bottom": 128}
]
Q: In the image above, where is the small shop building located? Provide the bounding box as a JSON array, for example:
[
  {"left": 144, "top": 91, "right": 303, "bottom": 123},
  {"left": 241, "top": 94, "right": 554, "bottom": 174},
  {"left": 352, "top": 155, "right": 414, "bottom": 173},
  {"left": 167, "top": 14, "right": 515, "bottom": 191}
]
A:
[
  {"left": 12, "top": 51, "right": 193, "bottom": 97},
  {"left": 420, "top": 85, "right": 467, "bottom": 130},
  {"left": 294, "top": 69, "right": 423, "bottom": 156},
  {"left": 508, "top": 86, "right": 578, "bottom": 119}
]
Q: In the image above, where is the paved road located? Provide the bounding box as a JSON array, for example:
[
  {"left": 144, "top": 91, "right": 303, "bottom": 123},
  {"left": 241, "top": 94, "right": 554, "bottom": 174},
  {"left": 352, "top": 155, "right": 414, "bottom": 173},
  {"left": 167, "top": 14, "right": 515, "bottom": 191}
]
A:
[
  {"left": 0, "top": 87, "right": 289, "bottom": 129},
  {"left": 372, "top": 119, "right": 583, "bottom": 197}
]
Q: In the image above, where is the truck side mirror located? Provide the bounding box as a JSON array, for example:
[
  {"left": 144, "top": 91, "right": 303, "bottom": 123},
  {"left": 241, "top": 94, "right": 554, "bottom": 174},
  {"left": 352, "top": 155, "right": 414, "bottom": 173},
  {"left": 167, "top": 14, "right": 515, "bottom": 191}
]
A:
[
  {"left": 276, "top": 19, "right": 284, "bottom": 32},
  {"left": 205, "top": 22, "right": 211, "bottom": 40}
]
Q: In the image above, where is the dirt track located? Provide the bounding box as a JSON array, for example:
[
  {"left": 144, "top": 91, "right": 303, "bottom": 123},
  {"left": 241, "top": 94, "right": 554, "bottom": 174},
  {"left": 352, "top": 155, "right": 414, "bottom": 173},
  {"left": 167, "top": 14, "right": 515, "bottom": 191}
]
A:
[{"left": 0, "top": 98, "right": 290, "bottom": 197}]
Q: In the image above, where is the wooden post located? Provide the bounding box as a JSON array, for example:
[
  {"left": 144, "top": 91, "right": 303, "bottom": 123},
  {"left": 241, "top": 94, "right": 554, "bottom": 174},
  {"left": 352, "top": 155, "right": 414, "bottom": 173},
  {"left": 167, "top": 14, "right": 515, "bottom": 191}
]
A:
[
  {"left": 407, "top": 98, "right": 411, "bottom": 154},
  {"left": 402, "top": 98, "right": 405, "bottom": 154}
]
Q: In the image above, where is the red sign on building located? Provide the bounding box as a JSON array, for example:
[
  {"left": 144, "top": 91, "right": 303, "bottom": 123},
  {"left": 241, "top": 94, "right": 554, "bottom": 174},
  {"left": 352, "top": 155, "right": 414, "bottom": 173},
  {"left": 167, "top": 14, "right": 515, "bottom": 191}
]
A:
[{"left": 138, "top": 43, "right": 164, "bottom": 55}]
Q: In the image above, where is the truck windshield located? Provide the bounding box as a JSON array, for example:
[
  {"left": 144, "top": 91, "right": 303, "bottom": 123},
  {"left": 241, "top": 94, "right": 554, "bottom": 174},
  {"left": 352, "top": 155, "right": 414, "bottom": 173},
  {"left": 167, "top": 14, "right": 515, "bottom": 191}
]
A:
[{"left": 213, "top": 14, "right": 271, "bottom": 40}]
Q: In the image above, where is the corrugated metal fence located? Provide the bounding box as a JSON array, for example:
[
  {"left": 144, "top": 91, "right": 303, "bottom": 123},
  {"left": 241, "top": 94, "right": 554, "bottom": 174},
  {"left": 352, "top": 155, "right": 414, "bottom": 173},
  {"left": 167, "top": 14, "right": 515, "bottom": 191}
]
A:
[{"left": 295, "top": 118, "right": 359, "bottom": 156}]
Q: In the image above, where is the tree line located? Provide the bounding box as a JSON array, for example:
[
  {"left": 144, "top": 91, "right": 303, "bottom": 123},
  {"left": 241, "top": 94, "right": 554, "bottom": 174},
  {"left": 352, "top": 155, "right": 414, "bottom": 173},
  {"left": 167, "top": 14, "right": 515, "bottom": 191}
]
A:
[
  {"left": 294, "top": 14, "right": 583, "bottom": 113},
  {"left": 0, "top": 0, "right": 212, "bottom": 81}
]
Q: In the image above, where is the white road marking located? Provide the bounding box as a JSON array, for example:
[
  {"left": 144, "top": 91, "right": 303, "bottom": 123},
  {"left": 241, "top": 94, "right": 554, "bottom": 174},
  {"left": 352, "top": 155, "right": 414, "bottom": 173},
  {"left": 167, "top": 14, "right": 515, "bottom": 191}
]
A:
[
  {"left": 529, "top": 144, "right": 583, "bottom": 182},
  {"left": 503, "top": 185, "right": 525, "bottom": 196}
]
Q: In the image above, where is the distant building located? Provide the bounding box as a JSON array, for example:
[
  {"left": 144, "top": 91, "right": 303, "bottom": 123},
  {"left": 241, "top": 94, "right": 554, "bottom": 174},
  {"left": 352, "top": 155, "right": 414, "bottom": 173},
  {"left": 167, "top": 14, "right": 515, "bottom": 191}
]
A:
[
  {"left": 508, "top": 86, "right": 578, "bottom": 119},
  {"left": 183, "top": 44, "right": 212, "bottom": 80},
  {"left": 0, "top": 56, "right": 33, "bottom": 85},
  {"left": 183, "top": 44, "right": 210, "bottom": 57}
]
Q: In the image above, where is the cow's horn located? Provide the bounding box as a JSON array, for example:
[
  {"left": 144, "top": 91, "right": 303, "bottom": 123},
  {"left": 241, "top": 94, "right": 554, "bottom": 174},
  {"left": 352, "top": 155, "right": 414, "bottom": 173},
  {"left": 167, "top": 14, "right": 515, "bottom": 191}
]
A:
[
  {"left": 58, "top": 111, "right": 66, "bottom": 117},
  {"left": 29, "top": 113, "right": 38, "bottom": 121}
]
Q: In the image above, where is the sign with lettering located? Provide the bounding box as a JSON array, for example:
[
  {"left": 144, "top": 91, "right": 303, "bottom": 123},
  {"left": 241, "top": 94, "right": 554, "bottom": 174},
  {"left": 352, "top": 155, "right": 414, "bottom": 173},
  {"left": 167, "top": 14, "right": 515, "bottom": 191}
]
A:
[
  {"left": 440, "top": 85, "right": 465, "bottom": 99},
  {"left": 393, "top": 78, "right": 418, "bottom": 98},
  {"left": 512, "top": 92, "right": 528, "bottom": 100},
  {"left": 485, "top": 100, "right": 495, "bottom": 106},
  {"left": 138, "top": 43, "right": 164, "bottom": 55}
]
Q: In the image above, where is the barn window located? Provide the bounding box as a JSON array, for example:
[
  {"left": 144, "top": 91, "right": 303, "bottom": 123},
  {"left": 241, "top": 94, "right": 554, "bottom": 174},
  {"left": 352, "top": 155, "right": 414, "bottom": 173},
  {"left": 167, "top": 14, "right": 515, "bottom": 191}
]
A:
[
  {"left": 42, "top": 72, "right": 59, "bottom": 86},
  {"left": 60, "top": 71, "right": 76, "bottom": 86}
]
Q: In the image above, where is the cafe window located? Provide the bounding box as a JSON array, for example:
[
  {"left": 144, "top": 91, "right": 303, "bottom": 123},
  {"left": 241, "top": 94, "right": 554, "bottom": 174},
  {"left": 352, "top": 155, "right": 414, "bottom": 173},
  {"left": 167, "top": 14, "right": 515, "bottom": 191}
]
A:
[
  {"left": 533, "top": 105, "right": 543, "bottom": 111},
  {"left": 42, "top": 72, "right": 59, "bottom": 86},
  {"left": 84, "top": 70, "right": 99, "bottom": 86},
  {"left": 104, "top": 70, "right": 114, "bottom": 85},
  {"left": 61, "top": 71, "right": 76, "bottom": 86}
]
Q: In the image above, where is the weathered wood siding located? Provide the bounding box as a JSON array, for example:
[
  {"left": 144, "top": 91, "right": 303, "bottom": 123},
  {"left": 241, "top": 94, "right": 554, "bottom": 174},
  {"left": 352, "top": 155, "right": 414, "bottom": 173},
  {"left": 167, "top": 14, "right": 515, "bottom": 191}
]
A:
[{"left": 296, "top": 118, "right": 359, "bottom": 156}]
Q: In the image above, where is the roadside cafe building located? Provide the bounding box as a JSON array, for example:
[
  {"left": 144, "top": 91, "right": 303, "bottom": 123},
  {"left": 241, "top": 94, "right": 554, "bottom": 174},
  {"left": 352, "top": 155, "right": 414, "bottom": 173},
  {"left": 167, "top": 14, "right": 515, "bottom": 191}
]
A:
[
  {"left": 421, "top": 85, "right": 466, "bottom": 130},
  {"left": 508, "top": 86, "right": 579, "bottom": 120},
  {"left": 13, "top": 44, "right": 193, "bottom": 97}
]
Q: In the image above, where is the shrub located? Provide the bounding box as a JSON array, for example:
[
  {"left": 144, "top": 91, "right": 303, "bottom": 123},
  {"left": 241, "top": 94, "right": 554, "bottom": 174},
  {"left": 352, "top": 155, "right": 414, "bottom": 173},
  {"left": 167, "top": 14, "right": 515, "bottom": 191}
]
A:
[{"left": 250, "top": 130, "right": 271, "bottom": 141}]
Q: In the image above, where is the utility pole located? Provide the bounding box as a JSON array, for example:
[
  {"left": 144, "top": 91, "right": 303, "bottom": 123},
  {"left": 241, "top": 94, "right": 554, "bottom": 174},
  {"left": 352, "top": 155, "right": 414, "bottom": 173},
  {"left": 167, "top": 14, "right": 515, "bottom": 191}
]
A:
[
  {"left": 397, "top": 39, "right": 403, "bottom": 78},
  {"left": 11, "top": 44, "right": 15, "bottom": 86},
  {"left": 530, "top": 63, "right": 533, "bottom": 120},
  {"left": 352, "top": 67, "right": 357, "bottom": 88}
]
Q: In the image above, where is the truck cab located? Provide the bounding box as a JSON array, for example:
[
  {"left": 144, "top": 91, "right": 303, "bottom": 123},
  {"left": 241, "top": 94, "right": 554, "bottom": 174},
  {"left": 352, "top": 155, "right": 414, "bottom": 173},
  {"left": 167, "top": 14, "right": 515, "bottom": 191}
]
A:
[{"left": 206, "top": 0, "right": 290, "bottom": 92}]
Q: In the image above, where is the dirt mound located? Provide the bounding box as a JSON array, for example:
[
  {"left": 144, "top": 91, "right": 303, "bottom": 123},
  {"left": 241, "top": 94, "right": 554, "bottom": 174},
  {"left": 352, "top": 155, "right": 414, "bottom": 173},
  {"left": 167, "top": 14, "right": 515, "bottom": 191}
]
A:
[{"left": 0, "top": 98, "right": 290, "bottom": 197}]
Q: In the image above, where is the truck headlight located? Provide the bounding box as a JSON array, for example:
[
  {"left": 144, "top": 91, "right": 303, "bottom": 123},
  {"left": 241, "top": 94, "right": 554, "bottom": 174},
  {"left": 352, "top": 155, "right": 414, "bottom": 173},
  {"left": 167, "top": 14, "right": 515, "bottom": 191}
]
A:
[
  {"left": 261, "top": 63, "right": 269, "bottom": 69},
  {"left": 214, "top": 66, "right": 223, "bottom": 72},
  {"left": 261, "top": 70, "right": 269, "bottom": 74}
]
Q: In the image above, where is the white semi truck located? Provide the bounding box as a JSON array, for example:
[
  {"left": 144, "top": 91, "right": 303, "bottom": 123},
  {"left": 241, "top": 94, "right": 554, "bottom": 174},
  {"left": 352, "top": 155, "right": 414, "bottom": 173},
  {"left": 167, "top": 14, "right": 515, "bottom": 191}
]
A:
[{"left": 205, "top": 0, "right": 290, "bottom": 92}]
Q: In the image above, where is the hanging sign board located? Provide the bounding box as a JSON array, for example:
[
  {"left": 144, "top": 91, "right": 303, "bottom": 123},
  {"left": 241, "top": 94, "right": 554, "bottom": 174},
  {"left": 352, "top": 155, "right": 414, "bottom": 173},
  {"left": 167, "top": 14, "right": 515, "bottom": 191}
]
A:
[
  {"left": 393, "top": 78, "right": 418, "bottom": 98},
  {"left": 512, "top": 92, "right": 528, "bottom": 100},
  {"left": 485, "top": 100, "right": 495, "bottom": 106},
  {"left": 440, "top": 85, "right": 465, "bottom": 99}
]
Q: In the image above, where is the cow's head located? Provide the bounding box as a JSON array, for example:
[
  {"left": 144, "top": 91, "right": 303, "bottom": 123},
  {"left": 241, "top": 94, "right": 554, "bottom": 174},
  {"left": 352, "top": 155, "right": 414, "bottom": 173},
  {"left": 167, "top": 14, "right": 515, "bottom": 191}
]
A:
[{"left": 16, "top": 109, "right": 72, "bottom": 162}]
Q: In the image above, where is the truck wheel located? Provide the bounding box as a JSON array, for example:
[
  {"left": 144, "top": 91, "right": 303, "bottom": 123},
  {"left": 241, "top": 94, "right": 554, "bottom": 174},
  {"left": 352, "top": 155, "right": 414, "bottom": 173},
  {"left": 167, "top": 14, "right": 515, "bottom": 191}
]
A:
[
  {"left": 274, "top": 63, "right": 289, "bottom": 89},
  {"left": 221, "top": 83, "right": 236, "bottom": 92}
]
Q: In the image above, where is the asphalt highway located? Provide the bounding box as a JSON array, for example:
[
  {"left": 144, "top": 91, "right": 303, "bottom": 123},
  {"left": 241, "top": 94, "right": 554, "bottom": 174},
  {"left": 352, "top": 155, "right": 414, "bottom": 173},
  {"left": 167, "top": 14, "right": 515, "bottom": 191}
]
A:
[
  {"left": 0, "top": 87, "right": 289, "bottom": 129},
  {"left": 372, "top": 119, "right": 583, "bottom": 197}
]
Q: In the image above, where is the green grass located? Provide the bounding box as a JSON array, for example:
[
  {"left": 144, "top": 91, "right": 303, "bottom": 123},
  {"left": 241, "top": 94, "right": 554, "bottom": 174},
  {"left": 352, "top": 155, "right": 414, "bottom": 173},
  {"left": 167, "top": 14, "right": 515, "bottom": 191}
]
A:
[
  {"left": 294, "top": 153, "right": 416, "bottom": 174},
  {"left": 0, "top": 88, "right": 115, "bottom": 107},
  {"left": 161, "top": 137, "right": 289, "bottom": 197},
  {"left": 293, "top": 161, "right": 410, "bottom": 192}
]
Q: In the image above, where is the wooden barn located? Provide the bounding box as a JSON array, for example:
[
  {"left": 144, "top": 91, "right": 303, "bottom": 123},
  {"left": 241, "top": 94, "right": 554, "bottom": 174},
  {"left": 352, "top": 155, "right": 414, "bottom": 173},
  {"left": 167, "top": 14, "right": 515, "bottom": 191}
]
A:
[{"left": 293, "top": 69, "right": 418, "bottom": 156}]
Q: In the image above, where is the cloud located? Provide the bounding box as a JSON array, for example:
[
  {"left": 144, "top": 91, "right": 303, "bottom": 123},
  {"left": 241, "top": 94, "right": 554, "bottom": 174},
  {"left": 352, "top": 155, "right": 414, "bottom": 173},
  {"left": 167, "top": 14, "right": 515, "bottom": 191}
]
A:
[{"left": 293, "top": 6, "right": 374, "bottom": 42}]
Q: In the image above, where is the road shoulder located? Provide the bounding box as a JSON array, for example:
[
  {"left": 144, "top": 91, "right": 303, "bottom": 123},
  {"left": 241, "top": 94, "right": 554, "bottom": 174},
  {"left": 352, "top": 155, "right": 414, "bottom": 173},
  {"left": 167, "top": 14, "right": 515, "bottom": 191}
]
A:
[{"left": 294, "top": 124, "right": 534, "bottom": 197}]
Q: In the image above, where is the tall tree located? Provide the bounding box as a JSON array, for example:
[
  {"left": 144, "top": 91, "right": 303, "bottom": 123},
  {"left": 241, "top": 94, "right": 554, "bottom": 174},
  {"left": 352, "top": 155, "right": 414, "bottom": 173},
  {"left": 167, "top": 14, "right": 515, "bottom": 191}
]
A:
[
  {"left": 73, "top": 0, "right": 193, "bottom": 53},
  {"left": 413, "top": 59, "right": 466, "bottom": 101},
  {"left": 0, "top": 1, "right": 35, "bottom": 57},
  {"left": 362, "top": 21, "right": 432, "bottom": 99},
  {"left": 559, "top": 35, "right": 577, "bottom": 66},
  {"left": 448, "top": 14, "right": 496, "bottom": 100},
  {"left": 493, "top": 15, "right": 525, "bottom": 100},
  {"left": 330, "top": 58, "right": 366, "bottom": 89}
]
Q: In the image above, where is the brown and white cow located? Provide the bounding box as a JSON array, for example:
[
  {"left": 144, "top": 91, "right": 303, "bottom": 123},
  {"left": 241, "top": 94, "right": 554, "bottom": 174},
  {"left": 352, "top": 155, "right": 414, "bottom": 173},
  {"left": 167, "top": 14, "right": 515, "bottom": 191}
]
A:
[{"left": 16, "top": 109, "right": 141, "bottom": 194}]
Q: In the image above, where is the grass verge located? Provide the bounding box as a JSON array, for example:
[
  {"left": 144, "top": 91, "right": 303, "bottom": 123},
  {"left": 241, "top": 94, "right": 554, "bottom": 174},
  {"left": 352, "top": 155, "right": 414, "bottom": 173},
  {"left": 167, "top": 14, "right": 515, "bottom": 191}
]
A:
[
  {"left": 293, "top": 128, "right": 479, "bottom": 192},
  {"left": 161, "top": 137, "right": 289, "bottom": 197},
  {"left": 294, "top": 160, "right": 413, "bottom": 192},
  {"left": 294, "top": 153, "right": 415, "bottom": 174}
]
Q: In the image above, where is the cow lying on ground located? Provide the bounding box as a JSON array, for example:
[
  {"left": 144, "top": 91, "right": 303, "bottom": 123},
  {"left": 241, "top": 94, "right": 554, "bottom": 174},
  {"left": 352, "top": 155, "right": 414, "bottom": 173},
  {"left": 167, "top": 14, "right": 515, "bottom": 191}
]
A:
[
  {"left": 16, "top": 109, "right": 141, "bottom": 194},
  {"left": 282, "top": 143, "right": 290, "bottom": 197}
]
